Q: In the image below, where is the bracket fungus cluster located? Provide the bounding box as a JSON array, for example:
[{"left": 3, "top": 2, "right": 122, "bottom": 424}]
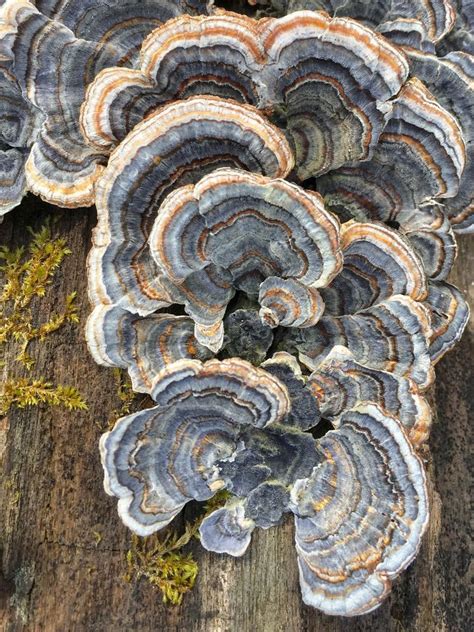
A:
[
  {"left": 0, "top": 0, "right": 209, "bottom": 210},
  {"left": 149, "top": 168, "right": 342, "bottom": 350},
  {"left": 1, "top": 0, "right": 472, "bottom": 619},
  {"left": 101, "top": 356, "right": 429, "bottom": 616},
  {"left": 263, "top": 0, "right": 457, "bottom": 45}
]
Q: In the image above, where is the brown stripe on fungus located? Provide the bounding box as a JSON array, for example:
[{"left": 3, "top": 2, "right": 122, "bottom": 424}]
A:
[
  {"left": 86, "top": 305, "right": 213, "bottom": 393},
  {"left": 321, "top": 221, "right": 427, "bottom": 315},
  {"left": 0, "top": 0, "right": 209, "bottom": 209},
  {"left": 436, "top": 0, "right": 474, "bottom": 55},
  {"left": 261, "top": 0, "right": 456, "bottom": 48},
  {"left": 100, "top": 358, "right": 295, "bottom": 535},
  {"left": 260, "top": 10, "right": 409, "bottom": 179},
  {"left": 259, "top": 278, "right": 326, "bottom": 329},
  {"left": 281, "top": 295, "right": 435, "bottom": 389},
  {"left": 307, "top": 346, "right": 432, "bottom": 447},
  {"left": 148, "top": 168, "right": 340, "bottom": 350},
  {"left": 88, "top": 97, "right": 294, "bottom": 317},
  {"left": 318, "top": 78, "right": 466, "bottom": 228},
  {"left": 79, "top": 9, "right": 409, "bottom": 185},
  {"left": 423, "top": 280, "right": 470, "bottom": 363},
  {"left": 397, "top": 203, "right": 458, "bottom": 281},
  {"left": 292, "top": 403, "right": 429, "bottom": 616},
  {"left": 402, "top": 49, "right": 474, "bottom": 233},
  {"left": 35, "top": 0, "right": 208, "bottom": 62}
]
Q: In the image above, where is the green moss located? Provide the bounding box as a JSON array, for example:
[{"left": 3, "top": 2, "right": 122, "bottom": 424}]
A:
[
  {"left": 0, "top": 221, "right": 78, "bottom": 366},
  {"left": 124, "top": 491, "right": 231, "bottom": 605},
  {"left": 0, "top": 378, "right": 87, "bottom": 415},
  {"left": 102, "top": 369, "right": 149, "bottom": 431},
  {"left": 0, "top": 220, "right": 86, "bottom": 414},
  {"left": 125, "top": 539, "right": 198, "bottom": 606}
]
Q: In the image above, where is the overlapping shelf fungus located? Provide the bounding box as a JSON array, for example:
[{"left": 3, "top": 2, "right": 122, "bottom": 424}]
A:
[
  {"left": 1, "top": 2, "right": 473, "bottom": 234},
  {"left": 88, "top": 157, "right": 468, "bottom": 616},
  {"left": 1, "top": 0, "right": 471, "bottom": 619},
  {"left": 101, "top": 357, "right": 429, "bottom": 616}
]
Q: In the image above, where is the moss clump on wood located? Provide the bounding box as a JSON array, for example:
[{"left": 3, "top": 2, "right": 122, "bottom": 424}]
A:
[
  {"left": 125, "top": 491, "right": 231, "bottom": 605},
  {"left": 0, "top": 378, "right": 87, "bottom": 415},
  {"left": 0, "top": 221, "right": 78, "bottom": 367},
  {"left": 0, "top": 220, "right": 86, "bottom": 414}
]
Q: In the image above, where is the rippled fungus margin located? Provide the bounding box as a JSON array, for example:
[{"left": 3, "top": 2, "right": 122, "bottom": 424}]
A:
[{"left": 0, "top": 0, "right": 471, "bottom": 618}]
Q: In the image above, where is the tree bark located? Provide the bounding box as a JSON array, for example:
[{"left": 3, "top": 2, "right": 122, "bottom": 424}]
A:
[{"left": 0, "top": 196, "right": 472, "bottom": 632}]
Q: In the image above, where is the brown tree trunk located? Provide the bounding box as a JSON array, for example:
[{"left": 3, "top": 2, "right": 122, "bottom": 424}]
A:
[{"left": 0, "top": 196, "right": 472, "bottom": 632}]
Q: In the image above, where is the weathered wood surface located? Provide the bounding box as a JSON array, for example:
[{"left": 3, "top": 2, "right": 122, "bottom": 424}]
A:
[{"left": 0, "top": 196, "right": 472, "bottom": 632}]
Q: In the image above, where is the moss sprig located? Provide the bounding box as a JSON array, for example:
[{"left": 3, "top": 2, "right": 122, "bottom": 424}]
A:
[
  {"left": 0, "top": 221, "right": 78, "bottom": 367},
  {"left": 0, "top": 378, "right": 87, "bottom": 415},
  {"left": 0, "top": 220, "right": 86, "bottom": 415},
  {"left": 124, "top": 491, "right": 231, "bottom": 605}
]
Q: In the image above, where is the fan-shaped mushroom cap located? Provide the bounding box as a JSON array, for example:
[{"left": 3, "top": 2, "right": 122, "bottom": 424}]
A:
[
  {"left": 80, "top": 68, "right": 164, "bottom": 152},
  {"left": 321, "top": 221, "right": 427, "bottom": 315},
  {"left": 0, "top": 17, "right": 42, "bottom": 214},
  {"left": 376, "top": 18, "right": 437, "bottom": 52},
  {"left": 140, "top": 12, "right": 263, "bottom": 98},
  {"left": 80, "top": 10, "right": 409, "bottom": 183},
  {"left": 80, "top": 13, "right": 265, "bottom": 150},
  {"left": 152, "top": 169, "right": 340, "bottom": 289},
  {"left": 318, "top": 78, "right": 465, "bottom": 225},
  {"left": 200, "top": 500, "right": 256, "bottom": 557},
  {"left": 424, "top": 281, "right": 470, "bottom": 362},
  {"left": 100, "top": 402, "right": 222, "bottom": 535},
  {"left": 0, "top": 0, "right": 125, "bottom": 207},
  {"left": 101, "top": 358, "right": 325, "bottom": 536},
  {"left": 85, "top": 305, "right": 212, "bottom": 393},
  {"left": 397, "top": 203, "right": 457, "bottom": 281},
  {"left": 404, "top": 50, "right": 474, "bottom": 233},
  {"left": 35, "top": 0, "right": 207, "bottom": 63},
  {"left": 307, "top": 346, "right": 431, "bottom": 446},
  {"left": 275, "top": 0, "right": 456, "bottom": 47},
  {"left": 149, "top": 359, "right": 291, "bottom": 424},
  {"left": 291, "top": 403, "right": 429, "bottom": 616},
  {"left": 282, "top": 295, "right": 434, "bottom": 389},
  {"left": 88, "top": 98, "right": 294, "bottom": 316},
  {"left": 259, "top": 278, "right": 325, "bottom": 329},
  {"left": 260, "top": 11, "right": 409, "bottom": 180},
  {"left": 0, "top": 0, "right": 209, "bottom": 209},
  {"left": 149, "top": 168, "right": 340, "bottom": 350}
]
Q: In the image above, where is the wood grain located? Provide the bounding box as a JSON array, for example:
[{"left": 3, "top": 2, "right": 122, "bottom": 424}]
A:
[{"left": 0, "top": 196, "right": 472, "bottom": 632}]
